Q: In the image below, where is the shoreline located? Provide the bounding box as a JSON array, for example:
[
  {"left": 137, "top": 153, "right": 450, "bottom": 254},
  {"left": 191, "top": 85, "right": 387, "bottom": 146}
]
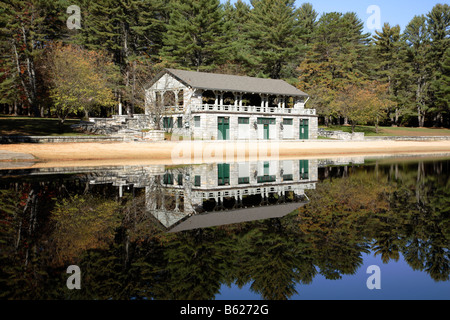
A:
[{"left": 1, "top": 139, "right": 450, "bottom": 169}]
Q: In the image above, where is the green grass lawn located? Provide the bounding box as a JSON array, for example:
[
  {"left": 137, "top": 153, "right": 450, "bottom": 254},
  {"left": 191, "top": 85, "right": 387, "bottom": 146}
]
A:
[
  {"left": 0, "top": 116, "right": 90, "bottom": 136},
  {"left": 321, "top": 125, "right": 450, "bottom": 137}
]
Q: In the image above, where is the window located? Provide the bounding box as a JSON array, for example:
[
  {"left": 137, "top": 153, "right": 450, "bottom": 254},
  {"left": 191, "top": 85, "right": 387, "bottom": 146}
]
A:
[
  {"left": 257, "top": 118, "right": 276, "bottom": 125},
  {"left": 177, "top": 117, "right": 183, "bottom": 128},
  {"left": 163, "top": 173, "right": 174, "bottom": 185},
  {"left": 238, "top": 177, "right": 250, "bottom": 184},
  {"left": 283, "top": 118, "right": 293, "bottom": 125},
  {"left": 163, "top": 117, "right": 173, "bottom": 129},
  {"left": 177, "top": 173, "right": 183, "bottom": 186},
  {"left": 257, "top": 175, "right": 276, "bottom": 183},
  {"left": 194, "top": 116, "right": 201, "bottom": 127},
  {"left": 238, "top": 117, "right": 250, "bottom": 124},
  {"left": 194, "top": 175, "right": 201, "bottom": 186},
  {"left": 178, "top": 90, "right": 184, "bottom": 106},
  {"left": 218, "top": 163, "right": 230, "bottom": 186}
]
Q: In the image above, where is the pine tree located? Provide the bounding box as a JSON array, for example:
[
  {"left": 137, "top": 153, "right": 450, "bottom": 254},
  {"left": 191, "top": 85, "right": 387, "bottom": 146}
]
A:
[
  {"left": 243, "top": 0, "right": 301, "bottom": 79},
  {"left": 160, "top": 0, "right": 229, "bottom": 72},
  {"left": 295, "top": 2, "right": 318, "bottom": 47},
  {"left": 433, "top": 48, "right": 450, "bottom": 126},
  {"left": 220, "top": 0, "right": 253, "bottom": 75},
  {"left": 71, "top": 0, "right": 166, "bottom": 115},
  {"left": 298, "top": 12, "right": 370, "bottom": 125},
  {"left": 371, "top": 23, "right": 409, "bottom": 126},
  {"left": 0, "top": 0, "right": 62, "bottom": 116},
  {"left": 427, "top": 4, "right": 450, "bottom": 126},
  {"left": 403, "top": 15, "right": 432, "bottom": 127}
]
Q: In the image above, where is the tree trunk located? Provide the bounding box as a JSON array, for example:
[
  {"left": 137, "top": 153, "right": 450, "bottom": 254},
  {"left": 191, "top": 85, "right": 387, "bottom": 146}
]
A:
[
  {"left": 344, "top": 117, "right": 348, "bottom": 125},
  {"left": 418, "top": 106, "right": 425, "bottom": 127},
  {"left": 395, "top": 107, "right": 399, "bottom": 126},
  {"left": 376, "top": 116, "right": 379, "bottom": 134}
]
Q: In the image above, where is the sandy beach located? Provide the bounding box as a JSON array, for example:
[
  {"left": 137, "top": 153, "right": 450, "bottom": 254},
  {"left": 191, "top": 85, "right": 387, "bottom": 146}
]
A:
[{"left": 1, "top": 139, "right": 450, "bottom": 169}]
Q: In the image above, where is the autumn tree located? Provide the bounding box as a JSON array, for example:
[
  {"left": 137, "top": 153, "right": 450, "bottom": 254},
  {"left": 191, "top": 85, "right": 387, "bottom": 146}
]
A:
[
  {"left": 43, "top": 43, "right": 117, "bottom": 125},
  {"left": 50, "top": 194, "right": 121, "bottom": 265},
  {"left": 336, "top": 82, "right": 391, "bottom": 133},
  {"left": 298, "top": 11, "right": 371, "bottom": 126}
]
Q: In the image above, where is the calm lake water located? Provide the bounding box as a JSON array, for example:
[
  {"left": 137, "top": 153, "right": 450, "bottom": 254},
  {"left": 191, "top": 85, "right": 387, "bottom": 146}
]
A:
[{"left": 1, "top": 154, "right": 449, "bottom": 300}]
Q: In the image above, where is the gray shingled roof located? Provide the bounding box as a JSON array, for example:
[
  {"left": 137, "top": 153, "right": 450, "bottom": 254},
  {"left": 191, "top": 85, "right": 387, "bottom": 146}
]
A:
[
  {"left": 168, "top": 201, "right": 308, "bottom": 233},
  {"left": 159, "top": 68, "right": 308, "bottom": 97}
]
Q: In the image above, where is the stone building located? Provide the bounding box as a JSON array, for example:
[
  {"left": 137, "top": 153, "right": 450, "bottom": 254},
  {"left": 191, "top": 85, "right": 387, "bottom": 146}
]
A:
[{"left": 145, "top": 68, "right": 318, "bottom": 140}]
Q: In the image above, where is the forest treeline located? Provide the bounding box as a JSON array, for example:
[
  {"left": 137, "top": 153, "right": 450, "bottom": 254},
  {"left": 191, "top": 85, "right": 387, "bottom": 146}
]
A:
[{"left": 0, "top": 0, "right": 449, "bottom": 127}]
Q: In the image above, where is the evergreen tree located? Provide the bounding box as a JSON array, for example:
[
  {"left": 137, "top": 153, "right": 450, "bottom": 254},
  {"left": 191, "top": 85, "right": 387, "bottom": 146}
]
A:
[
  {"left": 298, "top": 12, "right": 370, "bottom": 125},
  {"left": 295, "top": 2, "right": 318, "bottom": 47},
  {"left": 403, "top": 15, "right": 432, "bottom": 127},
  {"left": 244, "top": 0, "right": 301, "bottom": 79},
  {"left": 427, "top": 4, "right": 450, "bottom": 126},
  {"left": 433, "top": 48, "right": 450, "bottom": 126},
  {"left": 371, "top": 23, "right": 409, "bottom": 126},
  {"left": 160, "top": 0, "right": 229, "bottom": 72},
  {"left": 71, "top": 0, "right": 166, "bottom": 115},
  {"left": 0, "top": 0, "right": 65, "bottom": 116},
  {"left": 73, "top": 0, "right": 165, "bottom": 65},
  {"left": 221, "top": 0, "right": 253, "bottom": 75}
]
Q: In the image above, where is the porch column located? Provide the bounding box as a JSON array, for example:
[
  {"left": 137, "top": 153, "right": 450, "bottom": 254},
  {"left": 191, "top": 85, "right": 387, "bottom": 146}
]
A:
[
  {"left": 174, "top": 90, "right": 179, "bottom": 108},
  {"left": 214, "top": 91, "right": 219, "bottom": 106},
  {"left": 161, "top": 90, "right": 165, "bottom": 107},
  {"left": 174, "top": 192, "right": 179, "bottom": 211},
  {"left": 234, "top": 93, "right": 238, "bottom": 107},
  {"left": 239, "top": 93, "right": 243, "bottom": 107},
  {"left": 220, "top": 92, "right": 224, "bottom": 107}
]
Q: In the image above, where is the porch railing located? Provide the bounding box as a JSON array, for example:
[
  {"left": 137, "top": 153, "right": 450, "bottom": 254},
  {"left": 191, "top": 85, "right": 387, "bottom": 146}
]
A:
[{"left": 189, "top": 104, "right": 316, "bottom": 115}]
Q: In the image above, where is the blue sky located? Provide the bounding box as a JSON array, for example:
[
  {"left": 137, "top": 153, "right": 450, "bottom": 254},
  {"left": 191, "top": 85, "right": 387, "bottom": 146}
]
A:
[
  {"left": 217, "top": 252, "right": 450, "bottom": 300},
  {"left": 224, "top": 0, "right": 449, "bottom": 35}
]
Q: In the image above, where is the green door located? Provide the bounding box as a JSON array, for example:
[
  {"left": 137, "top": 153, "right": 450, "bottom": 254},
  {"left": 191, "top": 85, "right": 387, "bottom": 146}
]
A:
[
  {"left": 300, "top": 119, "right": 309, "bottom": 140},
  {"left": 218, "top": 163, "right": 230, "bottom": 186},
  {"left": 299, "top": 160, "right": 309, "bottom": 179},
  {"left": 263, "top": 124, "right": 269, "bottom": 140},
  {"left": 218, "top": 117, "right": 230, "bottom": 140}
]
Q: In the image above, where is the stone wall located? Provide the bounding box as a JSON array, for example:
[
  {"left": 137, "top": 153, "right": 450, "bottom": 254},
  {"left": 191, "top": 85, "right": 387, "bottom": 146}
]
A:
[
  {"left": 318, "top": 128, "right": 365, "bottom": 140},
  {"left": 0, "top": 135, "right": 124, "bottom": 144}
]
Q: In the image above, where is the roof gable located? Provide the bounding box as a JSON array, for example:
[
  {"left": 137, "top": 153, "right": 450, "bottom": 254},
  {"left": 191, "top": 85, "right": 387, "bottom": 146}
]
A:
[{"left": 149, "top": 68, "right": 308, "bottom": 97}]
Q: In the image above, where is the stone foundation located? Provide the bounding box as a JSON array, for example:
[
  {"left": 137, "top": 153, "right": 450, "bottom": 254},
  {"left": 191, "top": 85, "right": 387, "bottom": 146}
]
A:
[{"left": 318, "top": 128, "right": 365, "bottom": 140}]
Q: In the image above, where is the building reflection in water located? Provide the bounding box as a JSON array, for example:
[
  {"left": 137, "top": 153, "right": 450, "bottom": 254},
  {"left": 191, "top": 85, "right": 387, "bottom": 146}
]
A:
[{"left": 86, "top": 157, "right": 364, "bottom": 232}]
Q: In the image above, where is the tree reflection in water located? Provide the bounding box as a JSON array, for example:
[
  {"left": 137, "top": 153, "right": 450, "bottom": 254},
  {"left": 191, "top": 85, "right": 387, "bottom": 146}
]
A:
[{"left": 0, "top": 158, "right": 449, "bottom": 299}]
